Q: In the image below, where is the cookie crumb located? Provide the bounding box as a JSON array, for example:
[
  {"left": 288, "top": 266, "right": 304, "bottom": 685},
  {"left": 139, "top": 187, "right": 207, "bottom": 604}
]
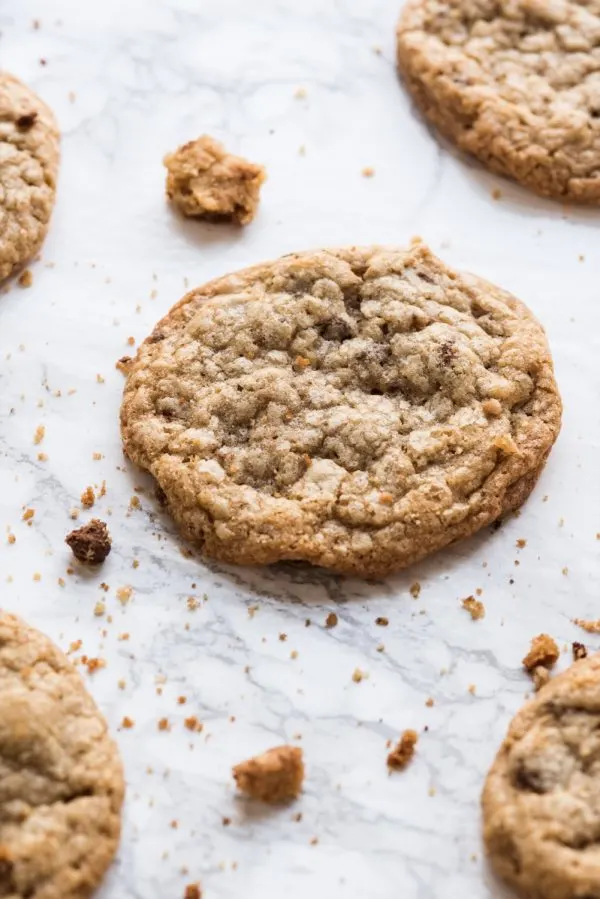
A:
[
  {"left": 164, "top": 135, "right": 266, "bottom": 225},
  {"left": 233, "top": 745, "right": 304, "bottom": 803},
  {"left": 573, "top": 618, "right": 600, "bottom": 634},
  {"left": 522, "top": 634, "right": 559, "bottom": 672},
  {"left": 409, "top": 582, "right": 421, "bottom": 598},
  {"left": 362, "top": 166, "right": 375, "bottom": 177},
  {"left": 375, "top": 616, "right": 389, "bottom": 626},
  {"left": 22, "top": 508, "right": 35, "bottom": 522},
  {"left": 516, "top": 538, "right": 527, "bottom": 548},
  {"left": 184, "top": 885, "right": 202, "bottom": 899},
  {"left": 184, "top": 716, "right": 203, "bottom": 732},
  {"left": 116, "top": 355, "right": 132, "bottom": 373},
  {"left": 158, "top": 718, "right": 170, "bottom": 732},
  {"left": 325, "top": 612, "right": 338, "bottom": 628},
  {"left": 461, "top": 596, "right": 485, "bottom": 620},
  {"left": 94, "top": 601, "right": 106, "bottom": 617},
  {"left": 65, "top": 519, "right": 112, "bottom": 565},
  {"left": 80, "top": 486, "right": 95, "bottom": 508},
  {"left": 491, "top": 188, "right": 502, "bottom": 200},
  {"left": 33, "top": 424, "right": 45, "bottom": 444},
  {"left": 116, "top": 586, "right": 133, "bottom": 605},
  {"left": 121, "top": 716, "right": 135, "bottom": 729},
  {"left": 387, "top": 729, "right": 418, "bottom": 771},
  {"left": 573, "top": 641, "right": 588, "bottom": 660},
  {"left": 18, "top": 268, "right": 33, "bottom": 288},
  {"left": 425, "top": 697, "right": 434, "bottom": 707},
  {"left": 352, "top": 667, "right": 367, "bottom": 683}
]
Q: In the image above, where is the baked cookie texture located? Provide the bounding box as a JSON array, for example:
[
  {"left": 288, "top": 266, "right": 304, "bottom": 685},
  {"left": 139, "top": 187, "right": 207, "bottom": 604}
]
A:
[
  {"left": 0, "top": 611, "right": 124, "bottom": 899},
  {"left": 164, "top": 135, "right": 266, "bottom": 225},
  {"left": 0, "top": 72, "right": 60, "bottom": 281},
  {"left": 121, "top": 243, "right": 561, "bottom": 578},
  {"left": 483, "top": 655, "right": 600, "bottom": 899},
  {"left": 397, "top": 0, "right": 600, "bottom": 203}
]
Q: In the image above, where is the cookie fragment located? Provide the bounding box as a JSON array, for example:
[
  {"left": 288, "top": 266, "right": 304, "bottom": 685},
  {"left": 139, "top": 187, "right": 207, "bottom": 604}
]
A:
[
  {"left": 396, "top": 0, "right": 600, "bottom": 203},
  {"left": 483, "top": 655, "right": 600, "bottom": 899},
  {"left": 65, "top": 518, "right": 112, "bottom": 564},
  {"left": 233, "top": 745, "right": 304, "bottom": 802},
  {"left": 0, "top": 72, "right": 60, "bottom": 280},
  {"left": 164, "top": 135, "right": 266, "bottom": 225},
  {"left": 387, "top": 729, "right": 418, "bottom": 771},
  {"left": 522, "top": 634, "right": 560, "bottom": 673},
  {"left": 121, "top": 243, "right": 561, "bottom": 577}
]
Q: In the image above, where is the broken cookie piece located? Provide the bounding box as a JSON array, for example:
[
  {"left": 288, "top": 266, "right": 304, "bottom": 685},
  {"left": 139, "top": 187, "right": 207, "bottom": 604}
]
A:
[
  {"left": 66, "top": 519, "right": 112, "bottom": 565},
  {"left": 164, "top": 135, "right": 266, "bottom": 225},
  {"left": 233, "top": 745, "right": 304, "bottom": 803},
  {"left": 522, "top": 633, "right": 559, "bottom": 673},
  {"left": 387, "top": 729, "right": 418, "bottom": 771}
]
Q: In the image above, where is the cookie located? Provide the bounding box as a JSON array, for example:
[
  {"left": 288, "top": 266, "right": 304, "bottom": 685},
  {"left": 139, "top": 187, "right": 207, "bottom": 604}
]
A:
[
  {"left": 0, "top": 611, "right": 124, "bottom": 898},
  {"left": 0, "top": 72, "right": 60, "bottom": 280},
  {"left": 164, "top": 135, "right": 265, "bottom": 225},
  {"left": 483, "top": 655, "right": 600, "bottom": 899},
  {"left": 233, "top": 746, "right": 304, "bottom": 802},
  {"left": 397, "top": 0, "right": 600, "bottom": 203},
  {"left": 120, "top": 243, "right": 561, "bottom": 578}
]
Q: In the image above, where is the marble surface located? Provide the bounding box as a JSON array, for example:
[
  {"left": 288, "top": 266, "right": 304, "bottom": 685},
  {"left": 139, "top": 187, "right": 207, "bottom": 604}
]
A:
[{"left": 1, "top": 1, "right": 599, "bottom": 897}]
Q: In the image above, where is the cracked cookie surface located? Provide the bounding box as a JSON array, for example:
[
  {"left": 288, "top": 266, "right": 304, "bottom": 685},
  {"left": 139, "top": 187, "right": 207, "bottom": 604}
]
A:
[
  {"left": 121, "top": 243, "right": 561, "bottom": 577},
  {"left": 0, "top": 72, "right": 60, "bottom": 281},
  {"left": 397, "top": 0, "right": 600, "bottom": 202},
  {"left": 483, "top": 655, "right": 600, "bottom": 899},
  {"left": 0, "top": 611, "right": 124, "bottom": 899}
]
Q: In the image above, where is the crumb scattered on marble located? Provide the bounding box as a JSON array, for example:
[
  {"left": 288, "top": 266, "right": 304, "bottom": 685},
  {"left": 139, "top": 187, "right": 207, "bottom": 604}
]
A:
[
  {"left": 66, "top": 518, "right": 112, "bottom": 564},
  {"left": 80, "top": 486, "right": 95, "bottom": 508},
  {"left": 409, "top": 582, "right": 421, "bottom": 598},
  {"left": 573, "top": 641, "right": 588, "bottom": 661},
  {"left": 491, "top": 188, "right": 502, "bottom": 200},
  {"left": 387, "top": 730, "right": 418, "bottom": 771},
  {"left": 375, "top": 616, "right": 388, "bottom": 627},
  {"left": 184, "top": 885, "right": 201, "bottom": 899},
  {"left": 361, "top": 166, "right": 375, "bottom": 177},
  {"left": 158, "top": 718, "right": 170, "bottom": 732},
  {"left": 461, "top": 596, "right": 485, "bottom": 620},
  {"left": 18, "top": 269, "right": 33, "bottom": 288},
  {"left": 121, "top": 717, "right": 135, "bottom": 729},
  {"left": 425, "top": 697, "right": 434, "bottom": 707},
  {"left": 116, "top": 586, "right": 133, "bottom": 605},
  {"left": 523, "top": 633, "right": 559, "bottom": 672},
  {"left": 573, "top": 618, "right": 600, "bottom": 634},
  {"left": 33, "top": 424, "right": 45, "bottom": 444},
  {"left": 184, "top": 716, "right": 203, "bottom": 732},
  {"left": 233, "top": 745, "right": 304, "bottom": 803},
  {"left": 22, "top": 508, "right": 35, "bottom": 522},
  {"left": 352, "top": 668, "right": 368, "bottom": 683},
  {"left": 279, "top": 633, "right": 287, "bottom": 642},
  {"left": 325, "top": 612, "right": 338, "bottom": 628}
]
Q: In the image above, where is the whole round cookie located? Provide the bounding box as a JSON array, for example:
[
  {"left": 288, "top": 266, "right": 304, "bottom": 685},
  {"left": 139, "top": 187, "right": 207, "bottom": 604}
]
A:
[
  {"left": 0, "top": 611, "right": 124, "bottom": 898},
  {"left": 397, "top": 0, "right": 600, "bottom": 203},
  {"left": 483, "top": 655, "right": 600, "bottom": 899},
  {"left": 0, "top": 72, "right": 60, "bottom": 280},
  {"left": 121, "top": 243, "right": 561, "bottom": 578}
]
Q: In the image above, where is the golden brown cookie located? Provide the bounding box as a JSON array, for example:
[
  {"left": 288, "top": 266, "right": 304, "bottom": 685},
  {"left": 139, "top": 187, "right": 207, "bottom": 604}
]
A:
[
  {"left": 0, "top": 72, "right": 60, "bottom": 280},
  {"left": 483, "top": 654, "right": 600, "bottom": 899},
  {"left": 120, "top": 243, "right": 561, "bottom": 577},
  {"left": 397, "top": 0, "right": 600, "bottom": 203},
  {"left": 0, "top": 611, "right": 124, "bottom": 898}
]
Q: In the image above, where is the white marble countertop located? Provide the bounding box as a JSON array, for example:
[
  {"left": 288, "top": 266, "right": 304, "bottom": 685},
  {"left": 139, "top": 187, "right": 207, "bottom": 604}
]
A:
[{"left": 1, "top": 1, "right": 599, "bottom": 897}]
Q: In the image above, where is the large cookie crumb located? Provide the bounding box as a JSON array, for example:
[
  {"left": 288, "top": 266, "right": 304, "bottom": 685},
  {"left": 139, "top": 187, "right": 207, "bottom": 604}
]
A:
[
  {"left": 387, "top": 729, "right": 418, "bottom": 771},
  {"left": 233, "top": 745, "right": 304, "bottom": 802},
  {"left": 164, "top": 135, "right": 266, "bottom": 225},
  {"left": 65, "top": 519, "right": 112, "bottom": 565},
  {"left": 522, "top": 634, "right": 560, "bottom": 672}
]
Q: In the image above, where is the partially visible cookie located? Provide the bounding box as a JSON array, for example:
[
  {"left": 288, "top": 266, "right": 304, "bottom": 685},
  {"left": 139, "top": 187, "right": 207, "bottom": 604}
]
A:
[
  {"left": 121, "top": 243, "right": 561, "bottom": 577},
  {"left": 164, "top": 135, "right": 265, "bottom": 224},
  {"left": 0, "top": 72, "right": 60, "bottom": 280},
  {"left": 483, "top": 655, "right": 600, "bottom": 899},
  {"left": 0, "top": 611, "right": 124, "bottom": 899},
  {"left": 397, "top": 0, "right": 600, "bottom": 203}
]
